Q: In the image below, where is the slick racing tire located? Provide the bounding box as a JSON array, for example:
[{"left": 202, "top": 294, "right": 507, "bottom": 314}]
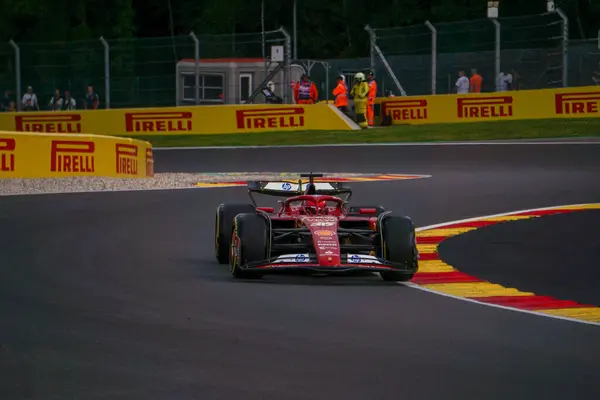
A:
[
  {"left": 215, "top": 203, "right": 255, "bottom": 264},
  {"left": 346, "top": 205, "right": 386, "bottom": 216},
  {"left": 230, "top": 213, "right": 270, "bottom": 279},
  {"left": 378, "top": 215, "right": 418, "bottom": 282}
]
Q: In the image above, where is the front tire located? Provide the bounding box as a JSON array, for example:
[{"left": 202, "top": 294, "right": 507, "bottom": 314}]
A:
[
  {"left": 378, "top": 215, "right": 418, "bottom": 282},
  {"left": 215, "top": 203, "right": 256, "bottom": 264},
  {"left": 230, "top": 213, "right": 270, "bottom": 279}
]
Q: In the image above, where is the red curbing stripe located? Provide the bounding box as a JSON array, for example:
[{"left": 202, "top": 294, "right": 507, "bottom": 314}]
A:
[
  {"left": 513, "top": 209, "right": 570, "bottom": 216},
  {"left": 468, "top": 295, "right": 594, "bottom": 310},
  {"left": 418, "top": 252, "right": 441, "bottom": 261},
  {"left": 416, "top": 236, "right": 449, "bottom": 244},
  {"left": 412, "top": 271, "right": 484, "bottom": 284}
]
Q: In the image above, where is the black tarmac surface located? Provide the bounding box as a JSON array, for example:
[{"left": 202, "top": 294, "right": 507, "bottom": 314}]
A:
[
  {"left": 439, "top": 209, "right": 600, "bottom": 307},
  {"left": 1, "top": 144, "right": 600, "bottom": 399}
]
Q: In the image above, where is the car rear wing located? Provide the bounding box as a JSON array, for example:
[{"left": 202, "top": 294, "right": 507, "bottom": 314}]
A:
[
  {"left": 246, "top": 180, "right": 352, "bottom": 205},
  {"left": 248, "top": 180, "right": 352, "bottom": 197}
]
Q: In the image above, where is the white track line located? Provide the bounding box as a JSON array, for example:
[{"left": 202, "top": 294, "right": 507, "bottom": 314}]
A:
[
  {"left": 403, "top": 203, "right": 600, "bottom": 327},
  {"left": 154, "top": 140, "right": 600, "bottom": 150}
]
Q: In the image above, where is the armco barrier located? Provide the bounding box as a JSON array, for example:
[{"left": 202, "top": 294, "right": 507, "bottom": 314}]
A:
[
  {"left": 0, "top": 132, "right": 154, "bottom": 179},
  {"left": 375, "top": 86, "right": 600, "bottom": 125},
  {"left": 0, "top": 104, "right": 357, "bottom": 136}
]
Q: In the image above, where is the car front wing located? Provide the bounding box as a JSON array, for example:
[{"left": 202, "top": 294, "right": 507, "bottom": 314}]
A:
[{"left": 240, "top": 253, "right": 417, "bottom": 274}]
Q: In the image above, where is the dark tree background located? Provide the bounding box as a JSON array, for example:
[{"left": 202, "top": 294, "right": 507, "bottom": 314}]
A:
[{"left": 2, "top": 0, "right": 599, "bottom": 59}]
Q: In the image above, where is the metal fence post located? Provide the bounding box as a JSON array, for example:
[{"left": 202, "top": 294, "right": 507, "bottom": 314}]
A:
[
  {"left": 189, "top": 32, "right": 200, "bottom": 105},
  {"left": 555, "top": 8, "right": 569, "bottom": 87},
  {"left": 490, "top": 19, "right": 501, "bottom": 91},
  {"left": 425, "top": 21, "right": 437, "bottom": 94},
  {"left": 99, "top": 37, "right": 111, "bottom": 109},
  {"left": 279, "top": 26, "right": 292, "bottom": 104},
  {"left": 9, "top": 40, "right": 21, "bottom": 111},
  {"left": 364, "top": 25, "right": 376, "bottom": 73},
  {"left": 293, "top": 0, "right": 298, "bottom": 60}
]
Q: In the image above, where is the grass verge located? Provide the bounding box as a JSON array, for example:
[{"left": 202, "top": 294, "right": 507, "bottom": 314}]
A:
[{"left": 130, "top": 118, "right": 600, "bottom": 148}]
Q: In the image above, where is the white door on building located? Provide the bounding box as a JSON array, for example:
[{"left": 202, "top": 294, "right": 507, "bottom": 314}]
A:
[{"left": 239, "top": 73, "right": 253, "bottom": 103}]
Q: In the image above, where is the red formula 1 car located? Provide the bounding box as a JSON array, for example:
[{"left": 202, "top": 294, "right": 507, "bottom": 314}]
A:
[{"left": 214, "top": 173, "right": 419, "bottom": 281}]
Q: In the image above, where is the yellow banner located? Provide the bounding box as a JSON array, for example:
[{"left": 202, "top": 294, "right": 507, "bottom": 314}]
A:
[
  {"left": 375, "top": 86, "right": 600, "bottom": 125},
  {"left": 0, "top": 132, "right": 154, "bottom": 179},
  {"left": 0, "top": 104, "right": 355, "bottom": 136}
]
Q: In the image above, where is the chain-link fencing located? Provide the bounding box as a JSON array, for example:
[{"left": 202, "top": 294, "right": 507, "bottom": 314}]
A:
[
  {"left": 3, "top": 29, "right": 290, "bottom": 110},
  {"left": 1, "top": 13, "right": 597, "bottom": 109},
  {"left": 363, "top": 12, "right": 572, "bottom": 95},
  {"left": 0, "top": 41, "right": 17, "bottom": 110}
]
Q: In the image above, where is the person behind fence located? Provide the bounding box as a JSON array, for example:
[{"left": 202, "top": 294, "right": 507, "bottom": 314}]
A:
[
  {"left": 263, "top": 81, "right": 283, "bottom": 104},
  {"left": 350, "top": 72, "right": 369, "bottom": 129},
  {"left": 455, "top": 71, "right": 469, "bottom": 94},
  {"left": 510, "top": 68, "right": 521, "bottom": 90},
  {"left": 366, "top": 70, "right": 377, "bottom": 126},
  {"left": 294, "top": 74, "right": 318, "bottom": 104},
  {"left": 22, "top": 86, "right": 39, "bottom": 111},
  {"left": 469, "top": 68, "right": 482, "bottom": 93},
  {"left": 332, "top": 74, "right": 348, "bottom": 113},
  {"left": 61, "top": 90, "right": 76, "bottom": 110},
  {"left": 85, "top": 84, "right": 100, "bottom": 109},
  {"left": 1, "top": 89, "right": 11, "bottom": 112},
  {"left": 497, "top": 71, "right": 513, "bottom": 92},
  {"left": 49, "top": 89, "right": 63, "bottom": 111}
]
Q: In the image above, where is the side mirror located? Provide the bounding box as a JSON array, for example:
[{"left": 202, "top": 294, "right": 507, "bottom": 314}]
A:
[
  {"left": 257, "top": 207, "right": 275, "bottom": 213},
  {"left": 359, "top": 208, "right": 377, "bottom": 214}
]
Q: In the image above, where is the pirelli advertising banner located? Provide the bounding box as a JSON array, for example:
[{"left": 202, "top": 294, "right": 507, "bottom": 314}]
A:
[
  {"left": 375, "top": 86, "right": 600, "bottom": 125},
  {"left": 0, "top": 104, "right": 355, "bottom": 136},
  {"left": 0, "top": 132, "right": 154, "bottom": 179}
]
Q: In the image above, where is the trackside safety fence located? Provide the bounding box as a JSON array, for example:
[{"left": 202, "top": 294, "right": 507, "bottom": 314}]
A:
[{"left": 364, "top": 11, "right": 589, "bottom": 96}]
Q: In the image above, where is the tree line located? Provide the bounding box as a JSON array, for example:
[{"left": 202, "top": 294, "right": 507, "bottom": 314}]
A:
[{"left": 2, "top": 0, "right": 599, "bottom": 59}]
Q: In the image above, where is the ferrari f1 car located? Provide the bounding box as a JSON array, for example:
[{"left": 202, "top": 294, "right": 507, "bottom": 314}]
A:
[{"left": 214, "top": 173, "right": 418, "bottom": 281}]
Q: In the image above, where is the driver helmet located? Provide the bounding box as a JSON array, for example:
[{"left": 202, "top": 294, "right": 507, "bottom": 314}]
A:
[{"left": 304, "top": 199, "right": 327, "bottom": 214}]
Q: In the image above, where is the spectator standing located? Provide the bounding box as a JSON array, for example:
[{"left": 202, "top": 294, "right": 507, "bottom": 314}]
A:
[
  {"left": 510, "top": 69, "right": 521, "bottom": 90},
  {"left": 1, "top": 89, "right": 11, "bottom": 112},
  {"left": 62, "top": 90, "right": 76, "bottom": 110},
  {"left": 469, "top": 68, "right": 483, "bottom": 93},
  {"left": 22, "top": 86, "right": 39, "bottom": 111},
  {"left": 455, "top": 71, "right": 469, "bottom": 94},
  {"left": 84, "top": 84, "right": 100, "bottom": 109},
  {"left": 592, "top": 62, "right": 600, "bottom": 85},
  {"left": 498, "top": 71, "right": 513, "bottom": 92},
  {"left": 49, "top": 89, "right": 63, "bottom": 111}
]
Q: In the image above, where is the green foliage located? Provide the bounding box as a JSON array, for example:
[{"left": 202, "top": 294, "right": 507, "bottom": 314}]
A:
[
  {"left": 2, "top": 0, "right": 599, "bottom": 58},
  {"left": 133, "top": 118, "right": 600, "bottom": 148},
  {"left": 1, "top": 0, "right": 598, "bottom": 105}
]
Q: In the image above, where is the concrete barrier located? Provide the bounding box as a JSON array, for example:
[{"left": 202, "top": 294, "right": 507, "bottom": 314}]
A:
[
  {"left": 0, "top": 131, "right": 154, "bottom": 179},
  {"left": 0, "top": 104, "right": 359, "bottom": 136}
]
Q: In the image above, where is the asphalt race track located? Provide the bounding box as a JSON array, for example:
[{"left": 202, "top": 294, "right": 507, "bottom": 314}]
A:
[
  {"left": 439, "top": 209, "right": 600, "bottom": 307},
  {"left": 1, "top": 143, "right": 600, "bottom": 399}
]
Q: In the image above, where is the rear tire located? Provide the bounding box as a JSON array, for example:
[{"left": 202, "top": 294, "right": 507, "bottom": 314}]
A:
[
  {"left": 378, "top": 215, "right": 418, "bottom": 282},
  {"left": 230, "top": 213, "right": 270, "bottom": 279},
  {"left": 215, "top": 203, "right": 255, "bottom": 264}
]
